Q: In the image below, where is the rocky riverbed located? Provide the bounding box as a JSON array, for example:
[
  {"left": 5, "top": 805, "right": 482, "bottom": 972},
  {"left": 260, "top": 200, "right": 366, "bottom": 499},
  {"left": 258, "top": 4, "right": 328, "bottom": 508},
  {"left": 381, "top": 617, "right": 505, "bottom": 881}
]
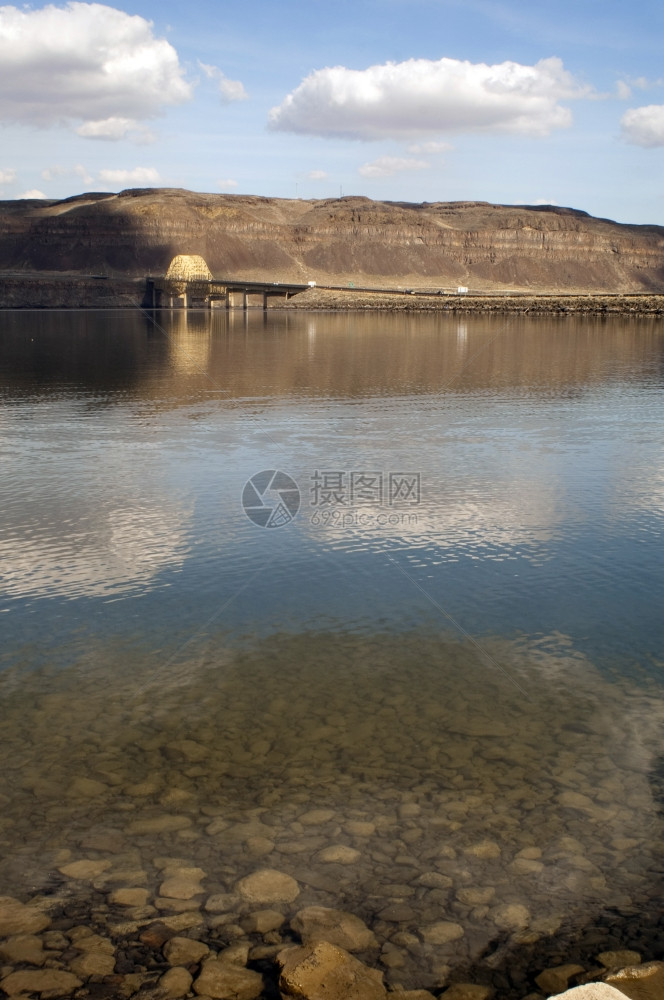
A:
[
  {"left": 1, "top": 631, "right": 664, "bottom": 998},
  {"left": 1, "top": 893, "right": 663, "bottom": 999}
]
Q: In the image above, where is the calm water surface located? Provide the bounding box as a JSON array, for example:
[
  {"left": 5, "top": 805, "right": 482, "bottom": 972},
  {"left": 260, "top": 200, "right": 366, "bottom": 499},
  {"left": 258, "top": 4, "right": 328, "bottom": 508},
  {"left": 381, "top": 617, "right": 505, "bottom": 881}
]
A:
[{"left": 0, "top": 308, "right": 663, "bottom": 993}]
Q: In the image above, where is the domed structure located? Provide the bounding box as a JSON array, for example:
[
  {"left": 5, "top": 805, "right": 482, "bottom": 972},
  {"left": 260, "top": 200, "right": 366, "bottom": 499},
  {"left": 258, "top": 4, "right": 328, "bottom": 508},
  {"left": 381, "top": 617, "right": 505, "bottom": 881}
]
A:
[{"left": 165, "top": 255, "right": 213, "bottom": 280}]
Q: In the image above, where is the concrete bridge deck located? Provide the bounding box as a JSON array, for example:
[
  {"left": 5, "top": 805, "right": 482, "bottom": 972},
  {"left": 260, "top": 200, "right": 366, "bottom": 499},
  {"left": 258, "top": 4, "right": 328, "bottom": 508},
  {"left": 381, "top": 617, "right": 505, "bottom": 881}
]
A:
[{"left": 146, "top": 277, "right": 311, "bottom": 310}]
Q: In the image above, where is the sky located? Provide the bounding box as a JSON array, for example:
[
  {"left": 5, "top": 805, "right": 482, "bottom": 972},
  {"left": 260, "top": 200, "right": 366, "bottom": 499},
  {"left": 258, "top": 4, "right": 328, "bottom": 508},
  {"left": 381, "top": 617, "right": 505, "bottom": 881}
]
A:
[{"left": 0, "top": 0, "right": 663, "bottom": 224}]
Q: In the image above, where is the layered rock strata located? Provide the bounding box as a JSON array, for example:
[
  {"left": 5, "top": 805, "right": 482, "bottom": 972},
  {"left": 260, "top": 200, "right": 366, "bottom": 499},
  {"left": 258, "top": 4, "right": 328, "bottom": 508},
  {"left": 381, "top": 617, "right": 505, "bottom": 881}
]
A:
[{"left": 1, "top": 189, "right": 663, "bottom": 294}]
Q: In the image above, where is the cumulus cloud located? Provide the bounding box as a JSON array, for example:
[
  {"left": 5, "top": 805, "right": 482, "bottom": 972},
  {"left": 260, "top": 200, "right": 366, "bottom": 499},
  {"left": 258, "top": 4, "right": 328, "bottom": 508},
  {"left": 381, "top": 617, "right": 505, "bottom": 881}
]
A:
[
  {"left": 98, "top": 166, "right": 160, "bottom": 186},
  {"left": 307, "top": 169, "right": 328, "bottom": 180},
  {"left": 621, "top": 105, "right": 664, "bottom": 147},
  {"left": 269, "top": 56, "right": 590, "bottom": 141},
  {"left": 0, "top": 3, "right": 192, "bottom": 134},
  {"left": 217, "top": 178, "right": 238, "bottom": 189},
  {"left": 358, "top": 155, "right": 429, "bottom": 178},
  {"left": 199, "top": 61, "right": 248, "bottom": 104},
  {"left": 18, "top": 189, "right": 47, "bottom": 199},
  {"left": 0, "top": 167, "right": 16, "bottom": 184}
]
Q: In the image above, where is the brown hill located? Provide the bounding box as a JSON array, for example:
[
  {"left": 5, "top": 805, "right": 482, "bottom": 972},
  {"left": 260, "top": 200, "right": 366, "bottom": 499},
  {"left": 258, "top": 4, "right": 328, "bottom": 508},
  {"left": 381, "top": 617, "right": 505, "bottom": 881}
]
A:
[{"left": 1, "top": 188, "right": 663, "bottom": 292}]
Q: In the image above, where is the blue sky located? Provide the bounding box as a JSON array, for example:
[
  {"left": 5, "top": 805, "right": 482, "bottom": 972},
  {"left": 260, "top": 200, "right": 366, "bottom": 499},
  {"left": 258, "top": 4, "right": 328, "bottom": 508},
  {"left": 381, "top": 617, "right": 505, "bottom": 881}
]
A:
[{"left": 1, "top": 0, "right": 663, "bottom": 223}]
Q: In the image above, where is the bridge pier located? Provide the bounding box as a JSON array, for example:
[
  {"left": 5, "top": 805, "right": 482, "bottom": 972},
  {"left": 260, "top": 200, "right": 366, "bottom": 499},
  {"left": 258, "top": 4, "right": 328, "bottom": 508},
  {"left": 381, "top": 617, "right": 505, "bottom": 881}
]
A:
[
  {"left": 246, "top": 291, "right": 267, "bottom": 309},
  {"left": 167, "top": 293, "right": 187, "bottom": 309}
]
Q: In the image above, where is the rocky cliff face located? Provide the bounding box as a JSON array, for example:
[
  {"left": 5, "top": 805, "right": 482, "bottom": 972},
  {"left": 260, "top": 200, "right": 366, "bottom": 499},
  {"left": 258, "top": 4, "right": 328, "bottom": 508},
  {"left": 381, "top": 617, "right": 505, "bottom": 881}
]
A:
[{"left": 1, "top": 188, "right": 663, "bottom": 292}]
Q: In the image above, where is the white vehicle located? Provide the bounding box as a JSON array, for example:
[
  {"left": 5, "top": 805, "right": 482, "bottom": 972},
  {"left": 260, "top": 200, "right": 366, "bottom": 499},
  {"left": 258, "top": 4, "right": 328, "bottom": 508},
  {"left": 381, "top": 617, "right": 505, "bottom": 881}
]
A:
[
  {"left": 457, "top": 286, "right": 469, "bottom": 294},
  {"left": 308, "top": 280, "right": 317, "bottom": 287}
]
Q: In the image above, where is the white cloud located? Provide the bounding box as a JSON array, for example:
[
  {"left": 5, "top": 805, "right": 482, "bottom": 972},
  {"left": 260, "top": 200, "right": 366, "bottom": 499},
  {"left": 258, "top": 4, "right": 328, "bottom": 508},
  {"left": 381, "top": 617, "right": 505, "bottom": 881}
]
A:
[
  {"left": 307, "top": 169, "right": 328, "bottom": 180},
  {"left": 269, "top": 56, "right": 590, "bottom": 141},
  {"left": 98, "top": 166, "right": 160, "bottom": 186},
  {"left": 17, "top": 189, "right": 47, "bottom": 199},
  {"left": 199, "top": 61, "right": 248, "bottom": 104},
  {"left": 627, "top": 76, "right": 663, "bottom": 91},
  {"left": 73, "top": 163, "right": 93, "bottom": 184},
  {"left": 218, "top": 77, "right": 248, "bottom": 104},
  {"left": 407, "top": 140, "right": 453, "bottom": 154},
  {"left": 217, "top": 178, "right": 238, "bottom": 189},
  {"left": 0, "top": 3, "right": 192, "bottom": 133},
  {"left": 533, "top": 198, "right": 558, "bottom": 205},
  {"left": 42, "top": 164, "right": 93, "bottom": 185},
  {"left": 358, "top": 156, "right": 429, "bottom": 178},
  {"left": 616, "top": 76, "right": 664, "bottom": 102},
  {"left": 76, "top": 117, "right": 135, "bottom": 140},
  {"left": 621, "top": 105, "right": 664, "bottom": 147},
  {"left": 0, "top": 167, "right": 16, "bottom": 184}
]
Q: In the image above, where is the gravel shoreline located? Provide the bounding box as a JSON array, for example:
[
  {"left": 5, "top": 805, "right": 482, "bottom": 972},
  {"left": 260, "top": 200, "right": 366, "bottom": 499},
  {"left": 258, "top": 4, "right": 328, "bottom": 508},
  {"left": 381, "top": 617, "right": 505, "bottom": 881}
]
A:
[{"left": 274, "top": 289, "right": 664, "bottom": 315}]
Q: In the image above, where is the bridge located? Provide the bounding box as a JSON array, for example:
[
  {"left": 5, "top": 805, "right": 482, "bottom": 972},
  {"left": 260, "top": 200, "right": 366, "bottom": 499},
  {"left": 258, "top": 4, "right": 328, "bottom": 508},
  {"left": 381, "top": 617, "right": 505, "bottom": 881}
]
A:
[{"left": 147, "top": 255, "right": 311, "bottom": 310}]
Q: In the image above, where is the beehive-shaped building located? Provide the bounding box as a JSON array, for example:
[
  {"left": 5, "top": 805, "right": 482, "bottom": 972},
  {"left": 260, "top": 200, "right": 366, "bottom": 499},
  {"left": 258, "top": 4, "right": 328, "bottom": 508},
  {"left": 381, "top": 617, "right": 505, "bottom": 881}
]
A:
[{"left": 165, "top": 255, "right": 213, "bottom": 281}]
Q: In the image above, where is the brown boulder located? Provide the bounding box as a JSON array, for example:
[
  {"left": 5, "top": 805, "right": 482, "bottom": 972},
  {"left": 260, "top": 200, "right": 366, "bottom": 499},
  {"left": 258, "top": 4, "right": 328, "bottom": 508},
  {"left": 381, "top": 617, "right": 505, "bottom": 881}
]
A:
[
  {"left": 0, "top": 970, "right": 82, "bottom": 997},
  {"left": 291, "top": 906, "right": 378, "bottom": 952},
  {"left": 278, "top": 941, "right": 386, "bottom": 1000},
  {"left": 192, "top": 959, "right": 263, "bottom": 999}
]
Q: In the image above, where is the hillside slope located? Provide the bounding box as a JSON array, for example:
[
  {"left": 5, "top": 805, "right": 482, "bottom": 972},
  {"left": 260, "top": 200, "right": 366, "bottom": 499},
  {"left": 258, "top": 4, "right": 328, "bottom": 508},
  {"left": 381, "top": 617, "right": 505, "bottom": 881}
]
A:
[{"left": 1, "top": 188, "right": 663, "bottom": 292}]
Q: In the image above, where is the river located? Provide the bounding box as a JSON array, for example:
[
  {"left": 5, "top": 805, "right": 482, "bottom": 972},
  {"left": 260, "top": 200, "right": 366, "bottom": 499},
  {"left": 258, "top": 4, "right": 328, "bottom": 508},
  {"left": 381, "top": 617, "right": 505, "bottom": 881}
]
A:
[{"left": 0, "top": 308, "right": 663, "bottom": 995}]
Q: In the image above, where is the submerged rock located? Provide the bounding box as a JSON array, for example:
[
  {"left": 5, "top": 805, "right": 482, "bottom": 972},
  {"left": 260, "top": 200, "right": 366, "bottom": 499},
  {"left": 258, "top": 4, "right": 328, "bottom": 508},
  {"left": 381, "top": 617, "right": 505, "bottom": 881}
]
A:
[
  {"left": 299, "top": 808, "right": 336, "bottom": 825},
  {"left": 240, "top": 909, "right": 285, "bottom": 933},
  {"left": 490, "top": 903, "right": 530, "bottom": 931},
  {"left": 315, "top": 845, "right": 361, "bottom": 864},
  {"left": 291, "top": 906, "right": 378, "bottom": 952},
  {"left": 70, "top": 949, "right": 116, "bottom": 976},
  {"left": 536, "top": 964, "right": 586, "bottom": 994},
  {"left": 163, "top": 935, "right": 210, "bottom": 966},
  {"left": 109, "top": 887, "right": 150, "bottom": 907},
  {"left": 237, "top": 869, "right": 300, "bottom": 904},
  {"left": 0, "top": 969, "right": 82, "bottom": 997},
  {"left": 160, "top": 965, "right": 194, "bottom": 998},
  {"left": 596, "top": 951, "right": 641, "bottom": 970},
  {"left": 58, "top": 858, "right": 111, "bottom": 879},
  {"left": 439, "top": 986, "right": 492, "bottom": 1000},
  {"left": 420, "top": 921, "right": 464, "bottom": 945},
  {"left": 192, "top": 958, "right": 263, "bottom": 999},
  {"left": 0, "top": 897, "right": 51, "bottom": 937},
  {"left": 0, "top": 934, "right": 47, "bottom": 966}
]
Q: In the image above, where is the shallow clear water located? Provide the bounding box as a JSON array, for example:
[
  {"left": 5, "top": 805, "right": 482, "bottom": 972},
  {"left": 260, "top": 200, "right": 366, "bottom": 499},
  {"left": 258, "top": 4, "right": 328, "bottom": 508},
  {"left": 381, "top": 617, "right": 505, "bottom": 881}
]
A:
[{"left": 0, "top": 308, "right": 663, "bottom": 993}]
